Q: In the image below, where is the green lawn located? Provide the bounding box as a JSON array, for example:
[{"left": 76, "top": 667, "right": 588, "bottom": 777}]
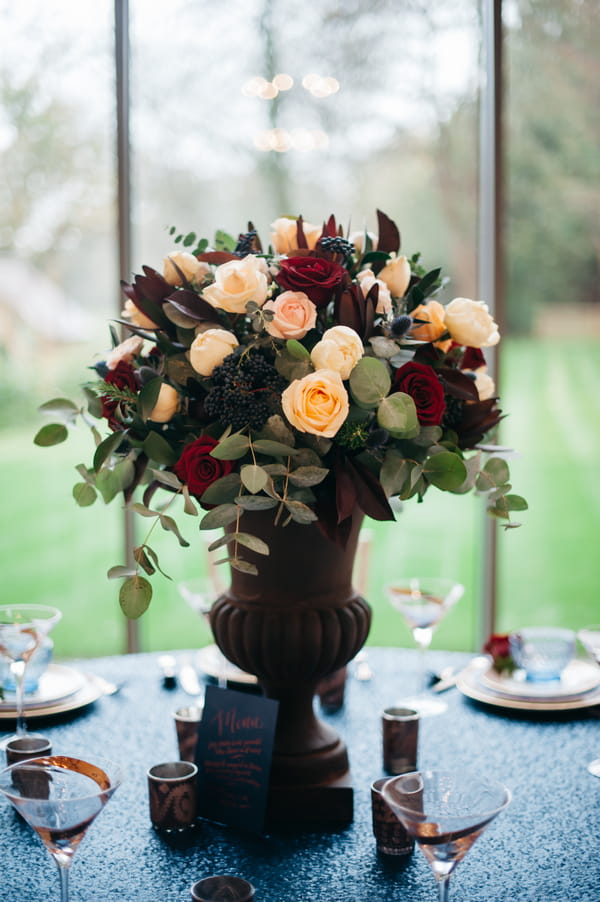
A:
[{"left": 1, "top": 338, "right": 598, "bottom": 659}]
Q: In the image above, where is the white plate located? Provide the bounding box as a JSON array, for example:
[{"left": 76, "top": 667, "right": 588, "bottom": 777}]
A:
[
  {"left": 0, "top": 664, "right": 85, "bottom": 710},
  {"left": 195, "top": 644, "right": 257, "bottom": 686},
  {"left": 480, "top": 659, "right": 600, "bottom": 700},
  {"left": 458, "top": 659, "right": 600, "bottom": 712},
  {"left": 0, "top": 672, "right": 107, "bottom": 720}
]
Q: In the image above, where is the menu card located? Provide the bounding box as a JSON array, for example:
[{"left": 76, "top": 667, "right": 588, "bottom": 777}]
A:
[{"left": 195, "top": 685, "right": 279, "bottom": 833}]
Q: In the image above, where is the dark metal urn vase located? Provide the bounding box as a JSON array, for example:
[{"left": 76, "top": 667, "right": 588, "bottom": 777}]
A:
[{"left": 210, "top": 508, "right": 371, "bottom": 823}]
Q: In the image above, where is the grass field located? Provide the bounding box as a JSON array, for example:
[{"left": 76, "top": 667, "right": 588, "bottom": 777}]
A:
[{"left": 1, "top": 338, "right": 598, "bottom": 659}]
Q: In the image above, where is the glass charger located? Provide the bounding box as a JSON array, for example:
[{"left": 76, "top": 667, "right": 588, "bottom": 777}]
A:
[
  {"left": 0, "top": 672, "right": 106, "bottom": 720},
  {"left": 0, "top": 664, "right": 85, "bottom": 710},
  {"left": 480, "top": 659, "right": 600, "bottom": 700},
  {"left": 195, "top": 644, "right": 257, "bottom": 686},
  {"left": 457, "top": 659, "right": 600, "bottom": 712}
]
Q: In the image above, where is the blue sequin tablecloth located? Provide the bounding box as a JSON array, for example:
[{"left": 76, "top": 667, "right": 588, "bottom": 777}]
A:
[{"left": 1, "top": 648, "right": 599, "bottom": 902}]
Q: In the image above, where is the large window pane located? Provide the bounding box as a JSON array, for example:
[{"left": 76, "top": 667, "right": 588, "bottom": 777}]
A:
[
  {"left": 498, "top": 0, "right": 600, "bottom": 632},
  {"left": 0, "top": 2, "right": 122, "bottom": 656},
  {"left": 130, "top": 0, "right": 485, "bottom": 652}
]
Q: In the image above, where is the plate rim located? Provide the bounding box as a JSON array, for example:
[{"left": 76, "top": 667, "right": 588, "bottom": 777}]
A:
[
  {"left": 0, "top": 663, "right": 87, "bottom": 711},
  {"left": 479, "top": 658, "right": 600, "bottom": 700},
  {"left": 457, "top": 662, "right": 600, "bottom": 712},
  {"left": 0, "top": 671, "right": 105, "bottom": 720}
]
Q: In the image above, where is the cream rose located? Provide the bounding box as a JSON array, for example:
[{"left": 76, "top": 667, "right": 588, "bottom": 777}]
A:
[
  {"left": 263, "top": 291, "right": 317, "bottom": 340},
  {"left": 270, "top": 217, "right": 321, "bottom": 255},
  {"left": 105, "top": 335, "right": 144, "bottom": 370},
  {"left": 378, "top": 254, "right": 411, "bottom": 298},
  {"left": 357, "top": 268, "right": 392, "bottom": 315},
  {"left": 471, "top": 366, "right": 496, "bottom": 401},
  {"left": 121, "top": 298, "right": 158, "bottom": 330},
  {"left": 348, "top": 230, "right": 378, "bottom": 254},
  {"left": 202, "top": 254, "right": 268, "bottom": 314},
  {"left": 189, "top": 328, "right": 239, "bottom": 376},
  {"left": 310, "top": 325, "right": 364, "bottom": 380},
  {"left": 281, "top": 369, "right": 349, "bottom": 438},
  {"left": 444, "top": 298, "right": 500, "bottom": 348},
  {"left": 148, "top": 383, "right": 179, "bottom": 423},
  {"left": 410, "top": 301, "right": 452, "bottom": 351},
  {"left": 163, "top": 251, "right": 211, "bottom": 287}
]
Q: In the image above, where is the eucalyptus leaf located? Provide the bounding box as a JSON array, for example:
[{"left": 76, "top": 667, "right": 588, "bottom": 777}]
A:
[
  {"left": 211, "top": 433, "right": 250, "bottom": 460},
  {"left": 377, "top": 393, "right": 420, "bottom": 439},
  {"left": 424, "top": 451, "right": 468, "bottom": 491},
  {"left": 283, "top": 499, "right": 318, "bottom": 524},
  {"left": 483, "top": 457, "right": 510, "bottom": 486},
  {"left": 93, "top": 431, "right": 126, "bottom": 472},
  {"left": 150, "top": 468, "right": 183, "bottom": 490},
  {"left": 133, "top": 546, "right": 156, "bottom": 576},
  {"left": 240, "top": 464, "right": 269, "bottom": 494},
  {"left": 288, "top": 466, "right": 329, "bottom": 487},
  {"left": 130, "top": 502, "right": 159, "bottom": 517},
  {"left": 158, "top": 513, "right": 190, "bottom": 547},
  {"left": 72, "top": 483, "right": 97, "bottom": 507},
  {"left": 235, "top": 495, "right": 279, "bottom": 511},
  {"left": 138, "top": 377, "right": 163, "bottom": 421},
  {"left": 229, "top": 559, "right": 259, "bottom": 576},
  {"left": 275, "top": 347, "right": 313, "bottom": 382},
  {"left": 143, "top": 431, "right": 178, "bottom": 466},
  {"left": 119, "top": 576, "right": 152, "bottom": 619},
  {"left": 200, "top": 473, "right": 242, "bottom": 505},
  {"left": 349, "top": 357, "right": 391, "bottom": 409},
  {"left": 380, "top": 450, "right": 410, "bottom": 497},
  {"left": 369, "top": 336, "right": 400, "bottom": 359},
  {"left": 200, "top": 503, "right": 240, "bottom": 529},
  {"left": 107, "top": 565, "right": 137, "bottom": 580},
  {"left": 182, "top": 485, "right": 199, "bottom": 516},
  {"left": 286, "top": 339, "right": 311, "bottom": 360},
  {"left": 211, "top": 532, "right": 270, "bottom": 556},
  {"left": 252, "top": 439, "right": 298, "bottom": 457},
  {"left": 34, "top": 423, "right": 68, "bottom": 447},
  {"left": 38, "top": 398, "right": 79, "bottom": 424},
  {"left": 143, "top": 545, "right": 172, "bottom": 579},
  {"left": 503, "top": 493, "right": 528, "bottom": 511}
]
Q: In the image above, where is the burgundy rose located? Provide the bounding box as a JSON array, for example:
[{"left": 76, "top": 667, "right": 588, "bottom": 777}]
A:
[
  {"left": 275, "top": 255, "right": 346, "bottom": 307},
  {"left": 173, "top": 435, "right": 235, "bottom": 503},
  {"left": 101, "top": 361, "right": 139, "bottom": 431},
  {"left": 483, "top": 633, "right": 516, "bottom": 674},
  {"left": 393, "top": 361, "right": 445, "bottom": 426},
  {"left": 461, "top": 346, "right": 486, "bottom": 370}
]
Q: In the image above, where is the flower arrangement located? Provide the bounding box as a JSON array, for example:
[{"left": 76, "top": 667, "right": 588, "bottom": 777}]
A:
[{"left": 35, "top": 210, "right": 526, "bottom": 617}]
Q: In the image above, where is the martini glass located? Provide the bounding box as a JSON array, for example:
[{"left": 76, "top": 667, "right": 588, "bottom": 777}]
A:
[
  {"left": 576, "top": 625, "right": 600, "bottom": 777},
  {"left": 382, "top": 769, "right": 511, "bottom": 902},
  {"left": 385, "top": 578, "right": 464, "bottom": 716},
  {"left": 0, "top": 604, "right": 62, "bottom": 744},
  {"left": 0, "top": 754, "right": 122, "bottom": 902},
  {"left": 177, "top": 578, "right": 227, "bottom": 688}
]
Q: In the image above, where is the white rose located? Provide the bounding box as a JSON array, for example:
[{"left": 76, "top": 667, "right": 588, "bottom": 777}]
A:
[
  {"left": 202, "top": 255, "right": 268, "bottom": 314},
  {"left": 121, "top": 298, "right": 158, "bottom": 330},
  {"left": 189, "top": 328, "right": 239, "bottom": 376},
  {"left": 310, "top": 325, "right": 364, "bottom": 380},
  {"left": 348, "top": 230, "right": 378, "bottom": 254},
  {"left": 148, "top": 383, "right": 179, "bottom": 423},
  {"left": 378, "top": 254, "right": 411, "bottom": 298},
  {"left": 471, "top": 366, "right": 496, "bottom": 401},
  {"left": 444, "top": 298, "right": 500, "bottom": 348},
  {"left": 270, "top": 217, "right": 322, "bottom": 254},
  {"left": 105, "top": 335, "right": 144, "bottom": 370},
  {"left": 163, "top": 252, "right": 211, "bottom": 287},
  {"left": 357, "top": 268, "right": 392, "bottom": 315}
]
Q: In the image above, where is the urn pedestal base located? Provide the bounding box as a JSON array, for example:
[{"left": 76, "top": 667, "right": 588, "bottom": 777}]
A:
[{"left": 267, "top": 771, "right": 353, "bottom": 824}]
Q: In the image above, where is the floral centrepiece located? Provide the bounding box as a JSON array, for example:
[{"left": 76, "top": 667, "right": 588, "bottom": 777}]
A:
[{"left": 36, "top": 211, "right": 526, "bottom": 618}]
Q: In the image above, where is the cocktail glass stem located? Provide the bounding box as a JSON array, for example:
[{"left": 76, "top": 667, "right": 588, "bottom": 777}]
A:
[
  {"left": 54, "top": 858, "right": 72, "bottom": 902},
  {"left": 437, "top": 876, "right": 451, "bottom": 902},
  {"left": 413, "top": 627, "right": 432, "bottom": 695},
  {"left": 9, "top": 659, "right": 27, "bottom": 736}
]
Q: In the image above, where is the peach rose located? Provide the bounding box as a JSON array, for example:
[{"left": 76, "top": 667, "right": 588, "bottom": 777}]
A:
[
  {"left": 444, "top": 298, "right": 500, "bottom": 348},
  {"left": 263, "top": 291, "right": 317, "bottom": 340},
  {"left": 148, "top": 383, "right": 179, "bottom": 423},
  {"left": 189, "top": 328, "right": 239, "bottom": 376},
  {"left": 282, "top": 369, "right": 349, "bottom": 438},
  {"left": 270, "top": 217, "right": 322, "bottom": 255},
  {"left": 378, "top": 253, "right": 411, "bottom": 298},
  {"left": 163, "top": 251, "right": 211, "bottom": 287},
  {"left": 357, "top": 268, "right": 392, "bottom": 315},
  {"left": 105, "top": 335, "right": 144, "bottom": 370},
  {"left": 121, "top": 298, "right": 159, "bottom": 330},
  {"left": 410, "top": 301, "right": 452, "bottom": 351},
  {"left": 202, "top": 254, "right": 268, "bottom": 314},
  {"left": 310, "top": 325, "right": 364, "bottom": 380}
]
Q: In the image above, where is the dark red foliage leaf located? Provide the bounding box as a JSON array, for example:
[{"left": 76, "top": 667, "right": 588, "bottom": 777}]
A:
[
  {"left": 197, "top": 251, "right": 238, "bottom": 265},
  {"left": 376, "top": 210, "right": 400, "bottom": 255},
  {"left": 166, "top": 289, "right": 221, "bottom": 324},
  {"left": 439, "top": 367, "right": 480, "bottom": 402}
]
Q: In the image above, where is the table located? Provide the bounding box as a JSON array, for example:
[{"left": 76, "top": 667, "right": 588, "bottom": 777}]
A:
[{"left": 1, "top": 648, "right": 599, "bottom": 902}]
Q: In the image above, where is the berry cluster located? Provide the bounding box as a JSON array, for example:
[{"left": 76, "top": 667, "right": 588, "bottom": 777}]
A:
[
  {"left": 441, "top": 395, "right": 465, "bottom": 431},
  {"left": 204, "top": 349, "right": 286, "bottom": 431},
  {"left": 318, "top": 236, "right": 354, "bottom": 259},
  {"left": 234, "top": 229, "right": 259, "bottom": 257}
]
